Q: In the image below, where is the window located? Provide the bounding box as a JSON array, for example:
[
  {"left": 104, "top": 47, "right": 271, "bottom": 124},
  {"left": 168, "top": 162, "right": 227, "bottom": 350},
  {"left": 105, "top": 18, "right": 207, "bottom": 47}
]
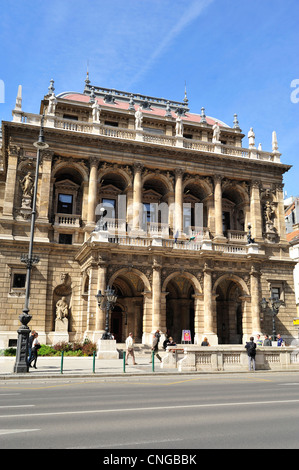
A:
[
  {"left": 143, "top": 203, "right": 156, "bottom": 225},
  {"left": 183, "top": 205, "right": 195, "bottom": 232},
  {"left": 222, "top": 212, "right": 231, "bottom": 231},
  {"left": 268, "top": 280, "right": 286, "bottom": 305},
  {"left": 63, "top": 114, "right": 78, "bottom": 121},
  {"left": 105, "top": 120, "right": 118, "bottom": 127},
  {"left": 271, "top": 287, "right": 281, "bottom": 300},
  {"left": 102, "top": 198, "right": 116, "bottom": 219},
  {"left": 8, "top": 266, "right": 27, "bottom": 296},
  {"left": 12, "top": 273, "right": 26, "bottom": 289},
  {"left": 59, "top": 234, "right": 72, "bottom": 245},
  {"left": 57, "top": 194, "right": 73, "bottom": 214}
]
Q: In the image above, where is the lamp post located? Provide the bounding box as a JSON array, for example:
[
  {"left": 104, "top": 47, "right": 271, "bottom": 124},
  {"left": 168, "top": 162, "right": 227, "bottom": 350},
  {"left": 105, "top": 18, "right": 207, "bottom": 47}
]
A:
[
  {"left": 95, "top": 286, "right": 118, "bottom": 339},
  {"left": 260, "top": 296, "right": 283, "bottom": 342},
  {"left": 14, "top": 116, "right": 49, "bottom": 373}
]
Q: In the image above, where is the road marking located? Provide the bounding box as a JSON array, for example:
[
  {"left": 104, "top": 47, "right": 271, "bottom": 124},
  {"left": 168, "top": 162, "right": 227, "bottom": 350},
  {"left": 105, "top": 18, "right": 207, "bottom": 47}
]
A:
[
  {"left": 0, "top": 394, "right": 20, "bottom": 396},
  {"left": 69, "top": 438, "right": 184, "bottom": 449},
  {"left": 279, "top": 383, "right": 299, "bottom": 386},
  {"left": 0, "top": 429, "right": 39, "bottom": 436},
  {"left": 0, "top": 405, "right": 35, "bottom": 409},
  {"left": 2, "top": 399, "right": 299, "bottom": 418}
]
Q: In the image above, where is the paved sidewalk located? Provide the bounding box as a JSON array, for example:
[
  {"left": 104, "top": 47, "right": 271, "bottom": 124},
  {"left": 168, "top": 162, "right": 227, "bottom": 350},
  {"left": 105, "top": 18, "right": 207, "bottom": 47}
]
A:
[{"left": 0, "top": 355, "right": 176, "bottom": 379}]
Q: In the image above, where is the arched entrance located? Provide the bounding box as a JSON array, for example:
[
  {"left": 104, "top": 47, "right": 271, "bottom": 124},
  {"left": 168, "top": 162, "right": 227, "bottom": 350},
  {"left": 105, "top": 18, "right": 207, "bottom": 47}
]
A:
[
  {"left": 214, "top": 275, "right": 249, "bottom": 344},
  {"left": 110, "top": 305, "right": 123, "bottom": 343},
  {"left": 163, "top": 273, "right": 201, "bottom": 344},
  {"left": 109, "top": 268, "right": 150, "bottom": 343}
]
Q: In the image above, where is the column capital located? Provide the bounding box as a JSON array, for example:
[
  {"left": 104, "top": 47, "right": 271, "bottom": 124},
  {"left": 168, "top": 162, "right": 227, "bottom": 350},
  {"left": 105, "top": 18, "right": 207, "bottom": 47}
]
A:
[
  {"left": 175, "top": 168, "right": 184, "bottom": 178},
  {"left": 133, "top": 162, "right": 143, "bottom": 174},
  {"left": 89, "top": 156, "right": 99, "bottom": 167},
  {"left": 213, "top": 174, "right": 222, "bottom": 184}
]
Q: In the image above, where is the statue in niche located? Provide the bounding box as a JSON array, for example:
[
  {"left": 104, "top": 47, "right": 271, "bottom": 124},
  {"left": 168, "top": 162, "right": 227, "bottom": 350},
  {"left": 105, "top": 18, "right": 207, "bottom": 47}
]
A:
[
  {"left": 135, "top": 106, "right": 143, "bottom": 129},
  {"left": 55, "top": 296, "right": 69, "bottom": 321},
  {"left": 264, "top": 201, "right": 274, "bottom": 223},
  {"left": 175, "top": 114, "right": 183, "bottom": 137},
  {"left": 212, "top": 121, "right": 221, "bottom": 143},
  {"left": 48, "top": 93, "right": 57, "bottom": 115},
  {"left": 21, "top": 172, "right": 34, "bottom": 198},
  {"left": 92, "top": 100, "right": 101, "bottom": 122}
]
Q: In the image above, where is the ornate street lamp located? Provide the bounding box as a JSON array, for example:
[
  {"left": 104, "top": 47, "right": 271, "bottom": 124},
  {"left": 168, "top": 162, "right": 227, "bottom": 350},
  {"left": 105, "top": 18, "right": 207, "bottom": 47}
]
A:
[
  {"left": 260, "top": 296, "right": 283, "bottom": 341},
  {"left": 95, "top": 286, "right": 118, "bottom": 340},
  {"left": 14, "top": 116, "right": 49, "bottom": 373}
]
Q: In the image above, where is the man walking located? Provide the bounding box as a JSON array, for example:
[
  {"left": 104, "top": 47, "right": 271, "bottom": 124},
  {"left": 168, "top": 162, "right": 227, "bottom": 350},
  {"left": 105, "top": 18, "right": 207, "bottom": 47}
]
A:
[
  {"left": 151, "top": 329, "right": 162, "bottom": 363},
  {"left": 125, "top": 332, "right": 137, "bottom": 365}
]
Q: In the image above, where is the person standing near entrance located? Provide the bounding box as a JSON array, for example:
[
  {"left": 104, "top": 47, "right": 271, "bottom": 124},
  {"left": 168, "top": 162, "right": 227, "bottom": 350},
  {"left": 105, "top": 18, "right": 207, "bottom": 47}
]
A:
[
  {"left": 151, "top": 330, "right": 162, "bottom": 363},
  {"left": 245, "top": 336, "right": 257, "bottom": 371},
  {"left": 125, "top": 332, "right": 137, "bottom": 365}
]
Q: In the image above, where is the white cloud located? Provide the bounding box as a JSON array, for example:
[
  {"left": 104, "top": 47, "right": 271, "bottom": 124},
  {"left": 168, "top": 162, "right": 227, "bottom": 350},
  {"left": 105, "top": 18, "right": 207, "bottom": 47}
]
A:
[{"left": 126, "top": 0, "right": 214, "bottom": 88}]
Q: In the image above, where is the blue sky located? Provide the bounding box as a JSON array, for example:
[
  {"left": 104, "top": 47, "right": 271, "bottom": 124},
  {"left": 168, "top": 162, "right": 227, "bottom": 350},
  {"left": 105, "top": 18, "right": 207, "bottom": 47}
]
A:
[{"left": 1, "top": 0, "right": 298, "bottom": 197}]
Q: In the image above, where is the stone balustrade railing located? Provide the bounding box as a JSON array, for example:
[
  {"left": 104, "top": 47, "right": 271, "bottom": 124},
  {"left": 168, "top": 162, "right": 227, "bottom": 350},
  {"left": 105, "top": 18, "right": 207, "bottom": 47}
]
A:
[
  {"left": 12, "top": 112, "right": 280, "bottom": 163},
  {"left": 161, "top": 345, "right": 299, "bottom": 372}
]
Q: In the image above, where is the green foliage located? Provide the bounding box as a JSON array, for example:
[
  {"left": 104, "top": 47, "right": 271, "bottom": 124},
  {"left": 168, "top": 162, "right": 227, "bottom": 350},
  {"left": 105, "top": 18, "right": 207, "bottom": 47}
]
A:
[
  {"left": 38, "top": 344, "right": 58, "bottom": 356},
  {"left": 0, "top": 348, "right": 17, "bottom": 356},
  {"left": 1, "top": 338, "right": 97, "bottom": 357}
]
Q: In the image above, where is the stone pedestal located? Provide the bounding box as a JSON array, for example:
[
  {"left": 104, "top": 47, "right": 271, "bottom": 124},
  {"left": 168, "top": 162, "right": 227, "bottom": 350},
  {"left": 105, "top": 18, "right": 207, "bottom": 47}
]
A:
[
  {"left": 96, "top": 339, "right": 119, "bottom": 359},
  {"left": 52, "top": 317, "right": 69, "bottom": 345}
]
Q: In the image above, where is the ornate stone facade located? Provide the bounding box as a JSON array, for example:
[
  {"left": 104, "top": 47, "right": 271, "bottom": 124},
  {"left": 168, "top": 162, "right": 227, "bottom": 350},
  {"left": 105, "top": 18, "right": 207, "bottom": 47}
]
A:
[{"left": 0, "top": 80, "right": 297, "bottom": 347}]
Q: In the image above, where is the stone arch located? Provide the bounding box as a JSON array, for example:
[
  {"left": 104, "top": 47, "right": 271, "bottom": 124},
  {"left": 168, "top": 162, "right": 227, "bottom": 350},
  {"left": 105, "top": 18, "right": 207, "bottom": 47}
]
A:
[
  {"left": 182, "top": 175, "right": 213, "bottom": 199},
  {"left": 213, "top": 273, "right": 249, "bottom": 297},
  {"left": 98, "top": 166, "right": 132, "bottom": 190},
  {"left": 213, "top": 273, "right": 249, "bottom": 344},
  {"left": 162, "top": 271, "right": 202, "bottom": 295},
  {"left": 107, "top": 267, "right": 150, "bottom": 343},
  {"left": 163, "top": 271, "right": 202, "bottom": 343},
  {"left": 52, "top": 160, "right": 89, "bottom": 183},
  {"left": 221, "top": 181, "right": 250, "bottom": 232},
  {"left": 142, "top": 171, "right": 173, "bottom": 195},
  {"left": 108, "top": 267, "right": 151, "bottom": 292}
]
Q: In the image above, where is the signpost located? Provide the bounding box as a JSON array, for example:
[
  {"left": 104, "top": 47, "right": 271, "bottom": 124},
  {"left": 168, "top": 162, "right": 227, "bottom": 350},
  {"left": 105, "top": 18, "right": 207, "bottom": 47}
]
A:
[{"left": 181, "top": 330, "right": 192, "bottom": 344}]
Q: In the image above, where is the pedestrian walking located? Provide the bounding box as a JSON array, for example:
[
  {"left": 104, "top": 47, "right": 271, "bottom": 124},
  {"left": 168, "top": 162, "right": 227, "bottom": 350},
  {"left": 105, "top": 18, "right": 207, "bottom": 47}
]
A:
[
  {"left": 125, "top": 332, "right": 137, "bottom": 365},
  {"left": 150, "top": 330, "right": 162, "bottom": 363},
  {"left": 245, "top": 336, "right": 256, "bottom": 371},
  {"left": 28, "top": 329, "right": 36, "bottom": 365},
  {"left": 29, "top": 332, "right": 40, "bottom": 369}
]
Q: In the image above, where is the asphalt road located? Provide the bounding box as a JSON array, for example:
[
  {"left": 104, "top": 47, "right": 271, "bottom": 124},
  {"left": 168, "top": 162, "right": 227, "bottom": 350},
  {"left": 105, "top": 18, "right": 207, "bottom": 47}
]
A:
[{"left": 1, "top": 372, "right": 299, "bottom": 450}]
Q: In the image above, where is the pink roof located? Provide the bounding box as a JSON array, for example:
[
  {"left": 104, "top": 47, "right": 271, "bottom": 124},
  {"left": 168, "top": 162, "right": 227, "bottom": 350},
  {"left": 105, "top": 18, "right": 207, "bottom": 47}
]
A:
[{"left": 58, "top": 92, "right": 230, "bottom": 128}]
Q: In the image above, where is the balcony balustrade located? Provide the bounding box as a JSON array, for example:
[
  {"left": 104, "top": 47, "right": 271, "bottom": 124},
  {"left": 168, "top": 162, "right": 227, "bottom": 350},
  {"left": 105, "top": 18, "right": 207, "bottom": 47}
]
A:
[{"left": 15, "top": 112, "right": 280, "bottom": 163}]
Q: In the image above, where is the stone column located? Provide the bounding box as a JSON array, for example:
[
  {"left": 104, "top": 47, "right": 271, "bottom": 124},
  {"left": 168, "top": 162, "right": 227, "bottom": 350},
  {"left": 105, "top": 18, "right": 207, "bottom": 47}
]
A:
[
  {"left": 214, "top": 175, "right": 224, "bottom": 240},
  {"left": 276, "top": 183, "right": 288, "bottom": 243},
  {"left": 203, "top": 263, "right": 218, "bottom": 344},
  {"left": 152, "top": 260, "right": 162, "bottom": 331},
  {"left": 250, "top": 181, "right": 262, "bottom": 241},
  {"left": 2, "top": 147, "right": 19, "bottom": 220},
  {"left": 174, "top": 169, "right": 183, "bottom": 235},
  {"left": 250, "top": 265, "right": 261, "bottom": 335},
  {"left": 95, "top": 258, "right": 107, "bottom": 333},
  {"left": 85, "top": 262, "right": 98, "bottom": 339},
  {"left": 132, "top": 163, "right": 143, "bottom": 231},
  {"left": 87, "top": 157, "right": 99, "bottom": 226},
  {"left": 38, "top": 150, "right": 53, "bottom": 221},
  {"left": 142, "top": 291, "right": 152, "bottom": 344},
  {"left": 193, "top": 293, "right": 204, "bottom": 344}
]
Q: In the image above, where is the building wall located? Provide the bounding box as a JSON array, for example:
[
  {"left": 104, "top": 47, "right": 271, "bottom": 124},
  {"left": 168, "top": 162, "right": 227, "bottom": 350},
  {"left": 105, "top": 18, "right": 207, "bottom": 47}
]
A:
[{"left": 0, "top": 86, "right": 297, "bottom": 347}]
